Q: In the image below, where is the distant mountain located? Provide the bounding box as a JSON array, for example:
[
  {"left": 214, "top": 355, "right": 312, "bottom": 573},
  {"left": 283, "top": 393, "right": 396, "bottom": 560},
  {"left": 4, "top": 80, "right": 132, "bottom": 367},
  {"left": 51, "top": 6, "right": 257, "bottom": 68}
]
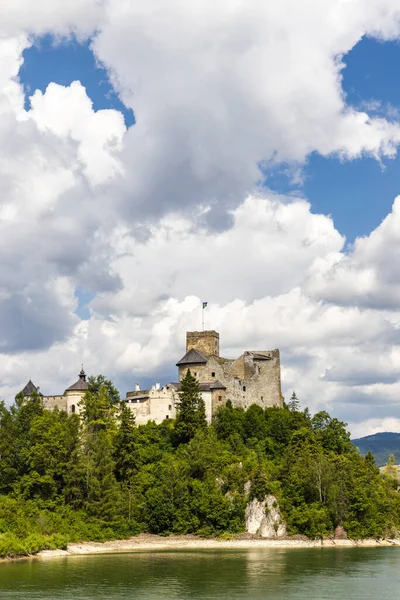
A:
[{"left": 351, "top": 432, "right": 400, "bottom": 467}]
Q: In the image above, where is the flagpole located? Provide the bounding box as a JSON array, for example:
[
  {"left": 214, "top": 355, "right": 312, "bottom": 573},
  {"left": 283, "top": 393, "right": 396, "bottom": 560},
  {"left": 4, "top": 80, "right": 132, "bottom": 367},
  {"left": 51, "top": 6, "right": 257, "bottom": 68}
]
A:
[{"left": 201, "top": 301, "right": 208, "bottom": 331}]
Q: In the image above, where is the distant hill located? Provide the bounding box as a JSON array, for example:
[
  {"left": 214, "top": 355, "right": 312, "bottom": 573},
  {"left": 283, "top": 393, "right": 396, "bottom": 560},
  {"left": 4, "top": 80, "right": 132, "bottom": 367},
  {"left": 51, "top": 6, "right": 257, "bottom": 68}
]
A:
[{"left": 351, "top": 432, "right": 400, "bottom": 467}]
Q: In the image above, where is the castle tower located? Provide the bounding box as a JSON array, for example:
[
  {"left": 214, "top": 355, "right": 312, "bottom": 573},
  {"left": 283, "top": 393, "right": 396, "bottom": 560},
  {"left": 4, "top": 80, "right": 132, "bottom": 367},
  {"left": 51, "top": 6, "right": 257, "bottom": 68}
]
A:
[
  {"left": 186, "top": 330, "right": 219, "bottom": 358},
  {"left": 64, "top": 367, "right": 89, "bottom": 415}
]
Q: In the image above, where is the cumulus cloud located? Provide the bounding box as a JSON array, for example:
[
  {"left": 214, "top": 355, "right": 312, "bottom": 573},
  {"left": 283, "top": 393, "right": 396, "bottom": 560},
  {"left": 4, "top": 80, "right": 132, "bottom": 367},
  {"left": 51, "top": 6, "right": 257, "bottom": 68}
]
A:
[
  {"left": 89, "top": 0, "right": 400, "bottom": 223},
  {"left": 305, "top": 196, "right": 400, "bottom": 309},
  {"left": 0, "top": 40, "right": 125, "bottom": 352}
]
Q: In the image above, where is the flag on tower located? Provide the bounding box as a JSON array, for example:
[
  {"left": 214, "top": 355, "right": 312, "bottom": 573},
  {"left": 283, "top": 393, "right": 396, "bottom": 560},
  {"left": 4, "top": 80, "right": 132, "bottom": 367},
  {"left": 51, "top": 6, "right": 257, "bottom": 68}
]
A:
[{"left": 202, "top": 301, "right": 208, "bottom": 309}]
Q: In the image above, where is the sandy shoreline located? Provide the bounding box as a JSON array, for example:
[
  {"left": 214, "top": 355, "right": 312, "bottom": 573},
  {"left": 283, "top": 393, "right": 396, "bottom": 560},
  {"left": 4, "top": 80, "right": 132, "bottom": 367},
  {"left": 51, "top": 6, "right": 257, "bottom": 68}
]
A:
[{"left": 35, "top": 534, "right": 400, "bottom": 559}]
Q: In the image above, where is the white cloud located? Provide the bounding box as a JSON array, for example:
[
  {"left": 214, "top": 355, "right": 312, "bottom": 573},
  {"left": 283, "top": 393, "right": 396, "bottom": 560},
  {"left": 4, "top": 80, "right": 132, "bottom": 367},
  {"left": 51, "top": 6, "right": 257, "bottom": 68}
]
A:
[
  {"left": 87, "top": 0, "right": 400, "bottom": 222},
  {"left": 305, "top": 196, "right": 400, "bottom": 309},
  {"left": 29, "top": 81, "right": 126, "bottom": 184}
]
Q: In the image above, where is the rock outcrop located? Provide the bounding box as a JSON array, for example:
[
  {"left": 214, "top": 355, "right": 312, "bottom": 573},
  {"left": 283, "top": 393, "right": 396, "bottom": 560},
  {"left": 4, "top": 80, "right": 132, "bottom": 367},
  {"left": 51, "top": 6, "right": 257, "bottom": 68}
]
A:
[
  {"left": 245, "top": 495, "right": 287, "bottom": 538},
  {"left": 334, "top": 525, "right": 348, "bottom": 540}
]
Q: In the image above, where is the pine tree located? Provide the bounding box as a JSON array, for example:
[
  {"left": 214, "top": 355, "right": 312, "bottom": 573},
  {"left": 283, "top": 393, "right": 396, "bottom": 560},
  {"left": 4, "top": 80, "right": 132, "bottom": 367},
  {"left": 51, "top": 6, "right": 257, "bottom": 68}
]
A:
[
  {"left": 114, "top": 403, "right": 140, "bottom": 481},
  {"left": 174, "top": 369, "right": 207, "bottom": 445},
  {"left": 288, "top": 391, "right": 300, "bottom": 412},
  {"left": 63, "top": 444, "right": 87, "bottom": 509},
  {"left": 81, "top": 378, "right": 120, "bottom": 525},
  {"left": 86, "top": 429, "right": 120, "bottom": 525},
  {"left": 385, "top": 453, "right": 398, "bottom": 480}
]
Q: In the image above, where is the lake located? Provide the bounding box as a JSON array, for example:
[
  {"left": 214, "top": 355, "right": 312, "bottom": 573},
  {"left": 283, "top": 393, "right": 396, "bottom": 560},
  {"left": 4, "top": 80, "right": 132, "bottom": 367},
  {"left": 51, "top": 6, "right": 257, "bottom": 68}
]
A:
[{"left": 0, "top": 547, "right": 399, "bottom": 599}]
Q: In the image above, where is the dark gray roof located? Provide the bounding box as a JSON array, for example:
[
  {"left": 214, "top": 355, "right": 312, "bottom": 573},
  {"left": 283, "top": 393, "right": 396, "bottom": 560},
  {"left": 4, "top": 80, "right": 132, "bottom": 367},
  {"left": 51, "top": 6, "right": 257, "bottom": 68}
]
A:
[
  {"left": 22, "top": 379, "right": 39, "bottom": 396},
  {"left": 65, "top": 369, "right": 89, "bottom": 393},
  {"left": 208, "top": 380, "right": 226, "bottom": 390},
  {"left": 168, "top": 381, "right": 226, "bottom": 392},
  {"left": 176, "top": 348, "right": 208, "bottom": 366},
  {"left": 65, "top": 379, "right": 89, "bottom": 392},
  {"left": 126, "top": 394, "right": 149, "bottom": 402}
]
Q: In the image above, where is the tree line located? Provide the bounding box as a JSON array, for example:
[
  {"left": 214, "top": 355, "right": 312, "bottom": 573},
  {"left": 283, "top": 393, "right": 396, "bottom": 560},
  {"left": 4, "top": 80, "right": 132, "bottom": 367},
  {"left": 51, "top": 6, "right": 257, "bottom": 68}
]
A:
[{"left": 0, "top": 371, "right": 399, "bottom": 557}]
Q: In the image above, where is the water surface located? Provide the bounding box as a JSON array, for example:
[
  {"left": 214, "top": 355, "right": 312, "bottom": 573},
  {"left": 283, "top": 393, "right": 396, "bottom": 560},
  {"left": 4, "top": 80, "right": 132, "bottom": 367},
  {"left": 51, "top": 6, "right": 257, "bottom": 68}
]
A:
[{"left": 1, "top": 547, "right": 399, "bottom": 599}]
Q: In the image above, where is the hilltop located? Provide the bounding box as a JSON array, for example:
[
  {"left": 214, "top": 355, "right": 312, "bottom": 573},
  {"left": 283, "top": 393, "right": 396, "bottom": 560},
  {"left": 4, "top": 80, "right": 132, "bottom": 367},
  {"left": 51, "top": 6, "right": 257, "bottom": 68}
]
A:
[{"left": 351, "top": 432, "right": 400, "bottom": 467}]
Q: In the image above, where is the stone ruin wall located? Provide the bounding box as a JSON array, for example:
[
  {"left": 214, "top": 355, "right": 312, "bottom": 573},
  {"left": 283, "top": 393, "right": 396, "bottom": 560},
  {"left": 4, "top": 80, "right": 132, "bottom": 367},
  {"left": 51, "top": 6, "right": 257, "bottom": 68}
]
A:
[{"left": 179, "top": 349, "right": 283, "bottom": 411}]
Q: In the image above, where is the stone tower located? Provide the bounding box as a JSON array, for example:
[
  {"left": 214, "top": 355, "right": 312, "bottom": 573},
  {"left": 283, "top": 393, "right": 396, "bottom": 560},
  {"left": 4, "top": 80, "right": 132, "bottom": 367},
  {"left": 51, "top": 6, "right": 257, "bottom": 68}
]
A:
[{"left": 186, "top": 330, "right": 220, "bottom": 358}]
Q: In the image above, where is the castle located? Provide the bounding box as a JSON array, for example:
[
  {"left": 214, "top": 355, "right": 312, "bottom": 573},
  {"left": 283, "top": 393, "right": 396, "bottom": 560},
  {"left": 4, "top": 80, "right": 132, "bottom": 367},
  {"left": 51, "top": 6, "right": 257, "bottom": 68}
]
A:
[
  {"left": 126, "top": 330, "right": 283, "bottom": 424},
  {"left": 21, "top": 368, "right": 88, "bottom": 416},
  {"left": 21, "top": 331, "right": 283, "bottom": 423}
]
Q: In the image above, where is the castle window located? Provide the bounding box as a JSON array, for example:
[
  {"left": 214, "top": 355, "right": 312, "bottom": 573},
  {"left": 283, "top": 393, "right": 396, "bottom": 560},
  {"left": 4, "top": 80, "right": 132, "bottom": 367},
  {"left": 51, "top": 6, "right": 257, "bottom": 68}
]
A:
[
  {"left": 71, "top": 405, "right": 76, "bottom": 414},
  {"left": 211, "top": 372, "right": 215, "bottom": 377},
  {"left": 218, "top": 395, "right": 222, "bottom": 402},
  {"left": 261, "top": 396, "right": 264, "bottom": 402},
  {"left": 168, "top": 405, "right": 172, "bottom": 411},
  {"left": 194, "top": 372, "right": 198, "bottom": 377},
  {"left": 243, "top": 386, "right": 246, "bottom": 392},
  {"left": 166, "top": 415, "right": 169, "bottom": 419}
]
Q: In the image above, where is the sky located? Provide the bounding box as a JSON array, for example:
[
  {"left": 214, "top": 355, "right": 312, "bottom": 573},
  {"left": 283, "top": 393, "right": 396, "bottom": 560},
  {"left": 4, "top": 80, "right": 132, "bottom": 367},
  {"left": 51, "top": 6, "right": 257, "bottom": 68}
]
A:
[{"left": 3, "top": 1, "right": 400, "bottom": 437}]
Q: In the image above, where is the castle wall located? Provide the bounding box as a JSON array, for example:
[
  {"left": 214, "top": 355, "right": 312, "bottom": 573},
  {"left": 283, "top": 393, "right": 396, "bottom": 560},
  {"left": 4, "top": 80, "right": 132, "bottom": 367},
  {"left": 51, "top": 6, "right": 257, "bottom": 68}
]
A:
[
  {"left": 186, "top": 330, "right": 219, "bottom": 357},
  {"left": 42, "top": 392, "right": 84, "bottom": 415},
  {"left": 211, "top": 388, "right": 226, "bottom": 414},
  {"left": 127, "top": 387, "right": 177, "bottom": 425},
  {"left": 64, "top": 392, "right": 85, "bottom": 415},
  {"left": 42, "top": 395, "right": 67, "bottom": 412},
  {"left": 126, "top": 386, "right": 213, "bottom": 425},
  {"left": 225, "top": 351, "right": 283, "bottom": 409},
  {"left": 179, "top": 350, "right": 283, "bottom": 411}
]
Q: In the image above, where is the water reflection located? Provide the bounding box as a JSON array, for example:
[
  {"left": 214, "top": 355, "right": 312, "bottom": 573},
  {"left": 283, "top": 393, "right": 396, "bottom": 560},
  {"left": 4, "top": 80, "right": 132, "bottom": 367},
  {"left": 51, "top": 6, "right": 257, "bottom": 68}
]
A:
[{"left": 0, "top": 547, "right": 399, "bottom": 600}]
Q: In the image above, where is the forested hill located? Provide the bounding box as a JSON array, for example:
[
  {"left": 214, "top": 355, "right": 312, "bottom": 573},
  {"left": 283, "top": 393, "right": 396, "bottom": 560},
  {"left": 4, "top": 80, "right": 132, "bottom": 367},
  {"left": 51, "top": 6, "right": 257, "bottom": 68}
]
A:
[
  {"left": 352, "top": 432, "right": 400, "bottom": 467},
  {"left": 1, "top": 371, "right": 400, "bottom": 558}
]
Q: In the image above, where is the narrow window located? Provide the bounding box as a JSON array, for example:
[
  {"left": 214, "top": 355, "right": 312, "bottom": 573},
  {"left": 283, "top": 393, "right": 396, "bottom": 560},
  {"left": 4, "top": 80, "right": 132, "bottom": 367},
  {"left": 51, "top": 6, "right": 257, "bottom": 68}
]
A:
[
  {"left": 194, "top": 372, "right": 198, "bottom": 377},
  {"left": 168, "top": 404, "right": 172, "bottom": 411},
  {"left": 218, "top": 395, "right": 222, "bottom": 402},
  {"left": 166, "top": 415, "right": 169, "bottom": 419},
  {"left": 243, "top": 386, "right": 246, "bottom": 392},
  {"left": 211, "top": 372, "right": 216, "bottom": 378},
  {"left": 71, "top": 405, "right": 76, "bottom": 414},
  {"left": 261, "top": 396, "right": 264, "bottom": 402}
]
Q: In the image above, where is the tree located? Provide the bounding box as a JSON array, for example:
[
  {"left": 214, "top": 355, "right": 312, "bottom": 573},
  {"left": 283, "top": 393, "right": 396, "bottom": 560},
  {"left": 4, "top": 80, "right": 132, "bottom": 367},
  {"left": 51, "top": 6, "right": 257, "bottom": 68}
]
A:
[
  {"left": 311, "top": 411, "right": 352, "bottom": 454},
  {"left": 174, "top": 370, "right": 207, "bottom": 445},
  {"left": 385, "top": 453, "right": 398, "bottom": 481},
  {"left": 287, "top": 391, "right": 300, "bottom": 412},
  {"left": 88, "top": 375, "right": 120, "bottom": 405},
  {"left": 82, "top": 383, "right": 116, "bottom": 434},
  {"left": 114, "top": 403, "right": 140, "bottom": 481},
  {"left": 0, "top": 401, "right": 17, "bottom": 493},
  {"left": 86, "top": 429, "right": 120, "bottom": 525}
]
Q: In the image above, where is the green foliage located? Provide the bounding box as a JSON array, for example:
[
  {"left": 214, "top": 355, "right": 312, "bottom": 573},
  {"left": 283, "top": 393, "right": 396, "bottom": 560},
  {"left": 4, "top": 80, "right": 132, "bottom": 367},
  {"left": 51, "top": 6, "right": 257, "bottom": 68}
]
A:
[
  {"left": 174, "top": 370, "right": 207, "bottom": 444},
  {"left": 88, "top": 375, "right": 120, "bottom": 404},
  {"left": 0, "top": 376, "right": 399, "bottom": 557}
]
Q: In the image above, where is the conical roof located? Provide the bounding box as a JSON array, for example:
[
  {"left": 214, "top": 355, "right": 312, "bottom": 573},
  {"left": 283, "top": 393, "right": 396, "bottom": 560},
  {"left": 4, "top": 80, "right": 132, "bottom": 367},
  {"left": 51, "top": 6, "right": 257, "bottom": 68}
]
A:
[
  {"left": 65, "top": 368, "right": 89, "bottom": 393},
  {"left": 22, "top": 379, "right": 38, "bottom": 396}
]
